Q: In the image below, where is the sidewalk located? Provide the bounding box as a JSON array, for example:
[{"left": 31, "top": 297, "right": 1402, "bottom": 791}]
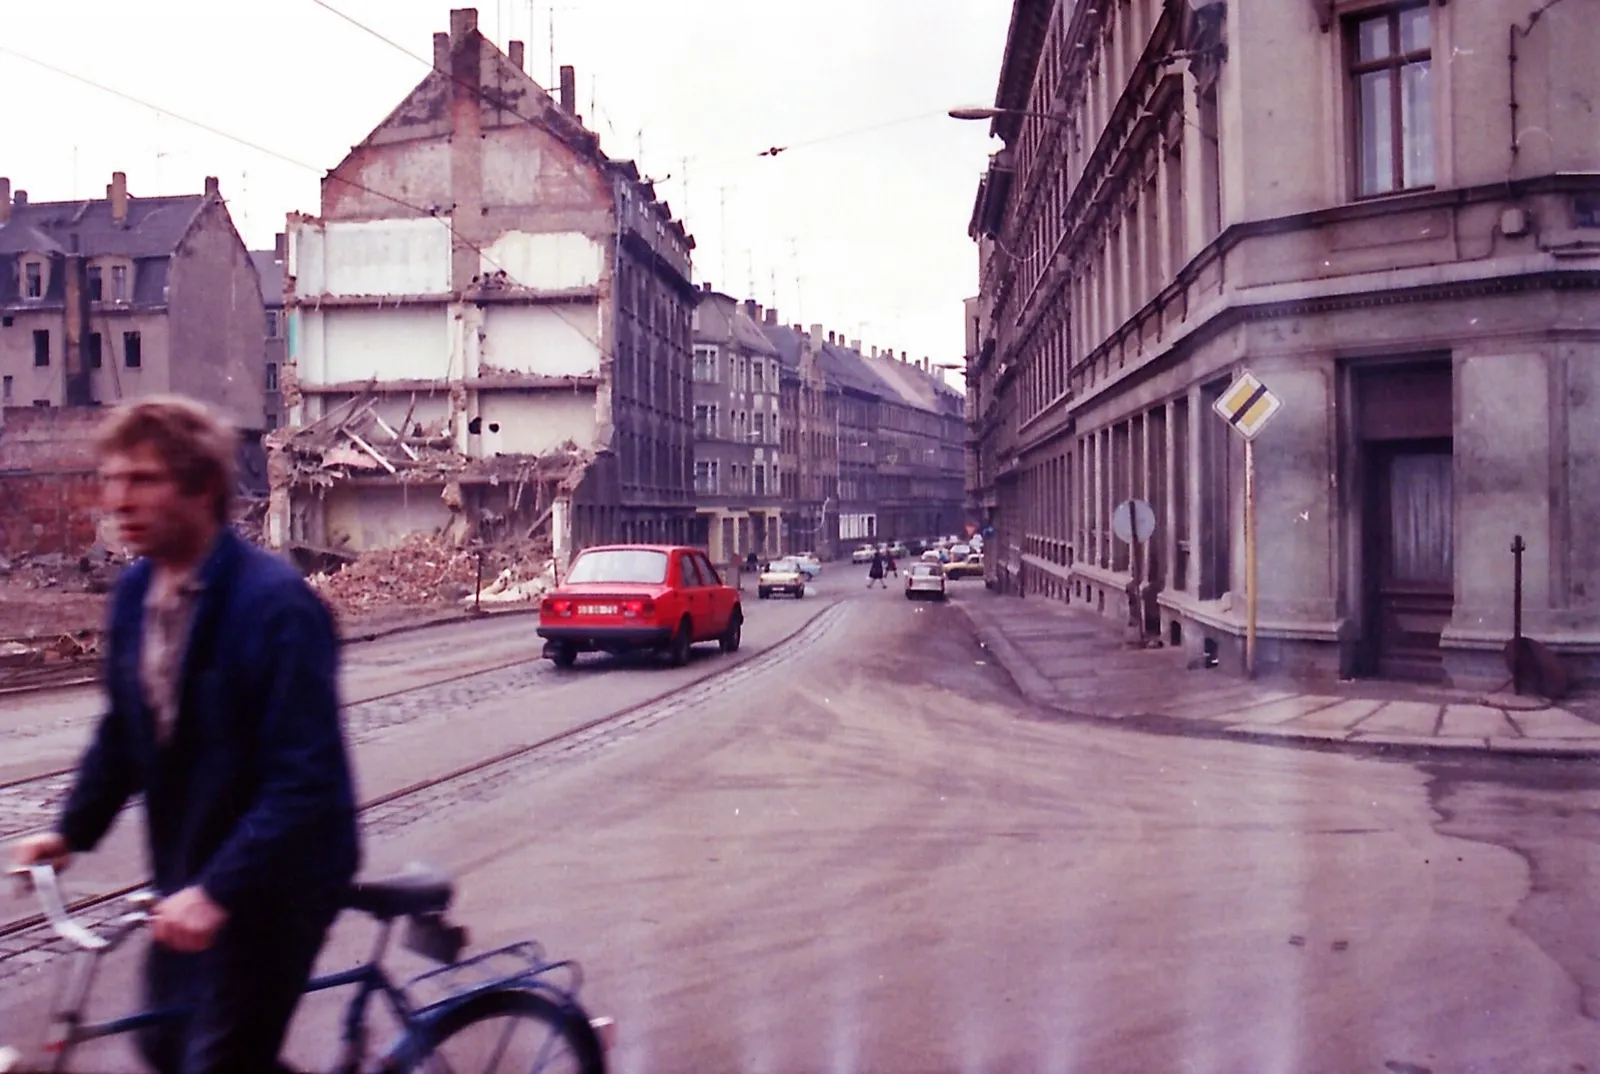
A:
[{"left": 953, "top": 589, "right": 1600, "bottom": 758}]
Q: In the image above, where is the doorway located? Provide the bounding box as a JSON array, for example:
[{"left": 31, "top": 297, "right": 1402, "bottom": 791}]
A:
[{"left": 1355, "top": 362, "right": 1453, "bottom": 681}]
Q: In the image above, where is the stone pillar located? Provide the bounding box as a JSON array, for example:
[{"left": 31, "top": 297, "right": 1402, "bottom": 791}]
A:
[{"left": 1186, "top": 384, "right": 1204, "bottom": 596}]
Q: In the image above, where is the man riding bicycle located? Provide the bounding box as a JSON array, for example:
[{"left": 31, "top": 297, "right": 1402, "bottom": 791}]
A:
[{"left": 9, "top": 396, "right": 360, "bottom": 1074}]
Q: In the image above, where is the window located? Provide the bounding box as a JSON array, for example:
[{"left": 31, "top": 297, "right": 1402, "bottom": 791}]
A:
[
  {"left": 565, "top": 548, "right": 669, "bottom": 584},
  {"left": 123, "top": 331, "right": 142, "bottom": 368},
  {"left": 694, "top": 404, "right": 718, "bottom": 439},
  {"left": 32, "top": 330, "right": 48, "bottom": 367},
  {"left": 24, "top": 261, "right": 42, "bottom": 299},
  {"left": 1350, "top": 6, "right": 1433, "bottom": 197},
  {"left": 694, "top": 459, "right": 718, "bottom": 494},
  {"left": 752, "top": 412, "right": 766, "bottom": 443},
  {"left": 265, "top": 311, "right": 280, "bottom": 338},
  {"left": 87, "top": 266, "right": 103, "bottom": 302},
  {"left": 88, "top": 333, "right": 102, "bottom": 369},
  {"left": 2, "top": 375, "right": 11, "bottom": 404},
  {"left": 693, "top": 344, "right": 718, "bottom": 383},
  {"left": 265, "top": 362, "right": 278, "bottom": 391},
  {"left": 111, "top": 265, "right": 129, "bottom": 303}
]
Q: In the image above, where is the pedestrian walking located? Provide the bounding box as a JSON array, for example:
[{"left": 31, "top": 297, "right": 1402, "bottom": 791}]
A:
[
  {"left": 10, "top": 395, "right": 360, "bottom": 1074},
  {"left": 886, "top": 551, "right": 899, "bottom": 578},
  {"left": 867, "top": 549, "right": 887, "bottom": 588}
]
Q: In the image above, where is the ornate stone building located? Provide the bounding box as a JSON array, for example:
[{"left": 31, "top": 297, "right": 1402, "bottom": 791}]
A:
[{"left": 968, "top": 0, "right": 1600, "bottom": 686}]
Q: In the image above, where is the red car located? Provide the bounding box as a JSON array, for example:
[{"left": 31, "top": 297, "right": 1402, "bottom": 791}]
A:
[{"left": 537, "top": 545, "right": 744, "bottom": 668}]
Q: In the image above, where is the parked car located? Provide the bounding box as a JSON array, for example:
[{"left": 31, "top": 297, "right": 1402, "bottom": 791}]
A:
[
  {"left": 758, "top": 558, "right": 807, "bottom": 599},
  {"left": 920, "top": 549, "right": 944, "bottom": 565},
  {"left": 537, "top": 545, "right": 742, "bottom": 668},
  {"left": 888, "top": 541, "right": 910, "bottom": 559},
  {"left": 945, "top": 552, "right": 985, "bottom": 580},
  {"left": 905, "top": 561, "right": 948, "bottom": 601},
  {"left": 851, "top": 544, "right": 878, "bottom": 564}
]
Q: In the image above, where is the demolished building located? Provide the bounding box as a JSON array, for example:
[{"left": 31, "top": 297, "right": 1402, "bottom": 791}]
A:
[{"left": 271, "top": 7, "right": 697, "bottom": 563}]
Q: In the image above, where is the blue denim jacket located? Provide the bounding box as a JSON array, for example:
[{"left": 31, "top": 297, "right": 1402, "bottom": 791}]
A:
[{"left": 58, "top": 529, "right": 361, "bottom": 911}]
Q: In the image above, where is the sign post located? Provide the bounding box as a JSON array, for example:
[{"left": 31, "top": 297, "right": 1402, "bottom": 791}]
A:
[
  {"left": 1112, "top": 499, "right": 1157, "bottom": 641},
  {"left": 1212, "top": 371, "right": 1283, "bottom": 677}
]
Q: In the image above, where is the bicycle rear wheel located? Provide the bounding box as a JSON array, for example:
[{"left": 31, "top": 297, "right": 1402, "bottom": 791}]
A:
[{"left": 406, "top": 987, "right": 605, "bottom": 1074}]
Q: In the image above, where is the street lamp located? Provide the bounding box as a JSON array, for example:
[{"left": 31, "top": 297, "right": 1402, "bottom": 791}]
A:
[{"left": 948, "top": 106, "right": 1073, "bottom": 127}]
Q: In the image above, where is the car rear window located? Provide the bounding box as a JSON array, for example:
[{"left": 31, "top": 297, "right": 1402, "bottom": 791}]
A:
[
  {"left": 912, "top": 563, "right": 940, "bottom": 576},
  {"left": 566, "top": 549, "right": 669, "bottom": 584}
]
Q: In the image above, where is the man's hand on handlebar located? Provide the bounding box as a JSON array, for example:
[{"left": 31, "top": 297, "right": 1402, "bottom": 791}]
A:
[{"left": 10, "top": 832, "right": 70, "bottom": 874}]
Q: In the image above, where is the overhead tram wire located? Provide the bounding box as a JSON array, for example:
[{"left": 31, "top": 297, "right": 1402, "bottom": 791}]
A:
[{"left": 0, "top": 38, "right": 618, "bottom": 364}]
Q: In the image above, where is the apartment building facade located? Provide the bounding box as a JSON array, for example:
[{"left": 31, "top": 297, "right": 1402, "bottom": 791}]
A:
[
  {"left": 0, "top": 172, "right": 266, "bottom": 430},
  {"left": 691, "top": 289, "right": 784, "bottom": 563},
  {"left": 275, "top": 9, "right": 696, "bottom": 560},
  {"left": 968, "top": 0, "right": 1600, "bottom": 686}
]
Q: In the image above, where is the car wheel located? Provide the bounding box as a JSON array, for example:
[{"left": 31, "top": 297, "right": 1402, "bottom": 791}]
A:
[
  {"left": 758, "top": 588, "right": 770, "bottom": 599},
  {"left": 548, "top": 641, "right": 577, "bottom": 669},
  {"left": 719, "top": 610, "right": 743, "bottom": 654},
  {"left": 795, "top": 586, "right": 804, "bottom": 599},
  {"left": 668, "top": 618, "right": 693, "bottom": 666}
]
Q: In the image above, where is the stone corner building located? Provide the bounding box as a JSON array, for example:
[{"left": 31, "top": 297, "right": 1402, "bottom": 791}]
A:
[
  {"left": 275, "top": 7, "right": 695, "bottom": 561},
  {"left": 967, "top": 0, "right": 1600, "bottom": 687}
]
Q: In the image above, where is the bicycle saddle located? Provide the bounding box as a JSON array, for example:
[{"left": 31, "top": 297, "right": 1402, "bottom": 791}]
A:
[{"left": 345, "top": 862, "right": 454, "bottom": 920}]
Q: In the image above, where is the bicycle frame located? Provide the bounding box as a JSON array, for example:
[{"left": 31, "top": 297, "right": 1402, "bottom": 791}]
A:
[{"left": 20, "top": 866, "right": 594, "bottom": 1074}]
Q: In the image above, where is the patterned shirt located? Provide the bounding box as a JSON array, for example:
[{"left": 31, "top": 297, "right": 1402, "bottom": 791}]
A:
[{"left": 139, "top": 568, "right": 205, "bottom": 743}]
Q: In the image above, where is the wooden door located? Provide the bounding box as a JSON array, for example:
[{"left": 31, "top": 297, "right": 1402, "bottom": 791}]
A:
[{"left": 1366, "top": 440, "right": 1454, "bottom": 681}]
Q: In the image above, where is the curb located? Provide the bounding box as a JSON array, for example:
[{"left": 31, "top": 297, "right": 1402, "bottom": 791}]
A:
[{"left": 951, "top": 597, "right": 1600, "bottom": 761}]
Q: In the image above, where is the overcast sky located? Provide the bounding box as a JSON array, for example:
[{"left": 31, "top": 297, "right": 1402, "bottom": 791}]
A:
[{"left": 2, "top": 1, "right": 1010, "bottom": 373}]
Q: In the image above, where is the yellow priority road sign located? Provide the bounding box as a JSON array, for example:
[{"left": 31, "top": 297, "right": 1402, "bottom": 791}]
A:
[{"left": 1213, "top": 371, "right": 1282, "bottom": 440}]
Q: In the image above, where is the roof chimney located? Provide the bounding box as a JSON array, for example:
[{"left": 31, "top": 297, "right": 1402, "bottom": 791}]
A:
[
  {"left": 870, "top": 346, "right": 878, "bottom": 358},
  {"left": 764, "top": 308, "right": 777, "bottom": 326},
  {"left": 559, "top": 65, "right": 577, "bottom": 115},
  {"left": 743, "top": 299, "right": 759, "bottom": 318},
  {"left": 204, "top": 176, "right": 219, "bottom": 198},
  {"left": 827, "top": 331, "right": 835, "bottom": 345},
  {"left": 433, "top": 32, "right": 451, "bottom": 71},
  {"left": 701, "top": 281, "right": 713, "bottom": 293},
  {"left": 449, "top": 8, "right": 478, "bottom": 43},
  {"left": 900, "top": 350, "right": 908, "bottom": 363},
  {"left": 508, "top": 40, "right": 525, "bottom": 71},
  {"left": 110, "top": 172, "right": 127, "bottom": 227},
  {"left": 12, "top": 190, "right": 26, "bottom": 207},
  {"left": 274, "top": 232, "right": 286, "bottom": 260},
  {"left": 0, "top": 178, "right": 9, "bottom": 225},
  {"left": 850, "top": 339, "right": 860, "bottom": 352}
]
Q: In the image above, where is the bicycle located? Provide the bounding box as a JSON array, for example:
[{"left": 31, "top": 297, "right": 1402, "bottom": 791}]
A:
[{"left": 3, "top": 863, "right": 612, "bottom": 1074}]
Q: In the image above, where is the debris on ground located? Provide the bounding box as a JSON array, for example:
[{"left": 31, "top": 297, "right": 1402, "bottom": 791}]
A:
[{"left": 307, "top": 532, "right": 554, "bottom": 618}]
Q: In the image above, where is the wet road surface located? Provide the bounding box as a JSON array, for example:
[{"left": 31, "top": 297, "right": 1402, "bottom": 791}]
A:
[{"left": 4, "top": 582, "right": 1600, "bottom": 1072}]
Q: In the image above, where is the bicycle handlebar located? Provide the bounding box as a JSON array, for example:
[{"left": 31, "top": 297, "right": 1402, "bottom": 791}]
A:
[{"left": 7, "top": 864, "right": 152, "bottom": 951}]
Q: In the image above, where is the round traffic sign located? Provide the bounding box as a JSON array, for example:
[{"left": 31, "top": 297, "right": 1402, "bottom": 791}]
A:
[{"left": 1112, "top": 499, "right": 1156, "bottom": 544}]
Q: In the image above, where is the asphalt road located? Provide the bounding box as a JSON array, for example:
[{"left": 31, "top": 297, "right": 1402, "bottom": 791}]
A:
[{"left": 6, "top": 576, "right": 1600, "bottom": 1072}]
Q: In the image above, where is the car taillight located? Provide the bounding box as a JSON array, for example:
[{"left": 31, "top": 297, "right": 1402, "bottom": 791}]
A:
[
  {"left": 542, "top": 598, "right": 574, "bottom": 618},
  {"left": 622, "top": 599, "right": 655, "bottom": 618}
]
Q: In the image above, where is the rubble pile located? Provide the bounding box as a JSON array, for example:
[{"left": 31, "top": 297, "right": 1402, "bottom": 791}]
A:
[
  {"left": 308, "top": 533, "right": 554, "bottom": 615},
  {"left": 0, "top": 544, "right": 126, "bottom": 597}
]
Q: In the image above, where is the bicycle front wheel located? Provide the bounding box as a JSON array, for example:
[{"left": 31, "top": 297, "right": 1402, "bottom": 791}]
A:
[{"left": 407, "top": 987, "right": 606, "bottom": 1074}]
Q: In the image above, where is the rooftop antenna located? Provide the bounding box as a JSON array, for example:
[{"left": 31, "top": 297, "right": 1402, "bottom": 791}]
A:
[
  {"left": 548, "top": 3, "right": 555, "bottom": 89},
  {"left": 719, "top": 187, "right": 729, "bottom": 293},
  {"left": 746, "top": 249, "right": 755, "bottom": 299},
  {"left": 680, "top": 155, "right": 690, "bottom": 221}
]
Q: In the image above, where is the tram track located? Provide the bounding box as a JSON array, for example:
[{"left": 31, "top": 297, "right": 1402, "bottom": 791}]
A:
[{"left": 0, "top": 600, "right": 847, "bottom": 979}]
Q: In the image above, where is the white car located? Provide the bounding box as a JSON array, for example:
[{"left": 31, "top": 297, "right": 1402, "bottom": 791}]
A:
[
  {"left": 905, "top": 561, "right": 948, "bottom": 601},
  {"left": 851, "top": 544, "right": 878, "bottom": 564},
  {"left": 791, "top": 552, "right": 822, "bottom": 579},
  {"left": 758, "top": 558, "right": 806, "bottom": 599}
]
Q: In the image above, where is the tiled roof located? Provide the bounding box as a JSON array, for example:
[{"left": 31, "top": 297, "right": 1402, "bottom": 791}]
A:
[
  {"left": 0, "top": 195, "right": 205, "bottom": 259},
  {"left": 251, "top": 251, "right": 285, "bottom": 308}
]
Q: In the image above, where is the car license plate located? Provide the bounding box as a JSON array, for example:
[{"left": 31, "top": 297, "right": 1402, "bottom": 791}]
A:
[{"left": 578, "top": 604, "right": 618, "bottom": 616}]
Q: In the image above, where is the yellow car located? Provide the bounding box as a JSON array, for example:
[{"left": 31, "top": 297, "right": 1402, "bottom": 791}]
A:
[
  {"left": 944, "top": 551, "right": 985, "bottom": 580},
  {"left": 758, "top": 558, "right": 806, "bottom": 599}
]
